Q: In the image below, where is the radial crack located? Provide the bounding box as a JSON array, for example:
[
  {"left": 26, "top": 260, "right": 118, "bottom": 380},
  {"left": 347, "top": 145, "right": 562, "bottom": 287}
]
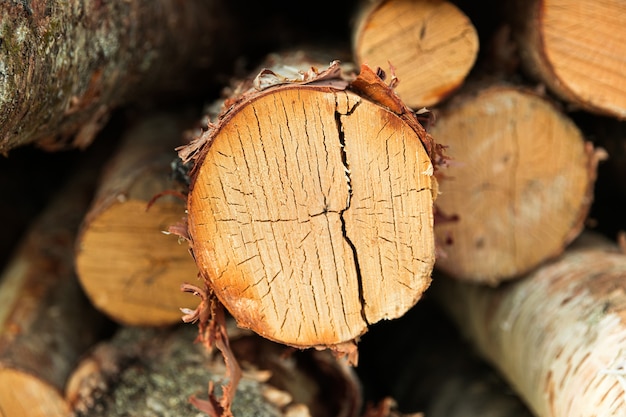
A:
[{"left": 334, "top": 94, "right": 369, "bottom": 325}]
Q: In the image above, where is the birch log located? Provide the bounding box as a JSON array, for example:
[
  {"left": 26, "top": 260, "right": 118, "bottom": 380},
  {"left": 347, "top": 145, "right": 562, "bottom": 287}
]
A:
[
  {"left": 0, "top": 0, "right": 236, "bottom": 153},
  {"left": 510, "top": 0, "right": 626, "bottom": 119},
  {"left": 180, "top": 54, "right": 441, "bottom": 358},
  {"left": 352, "top": 0, "right": 479, "bottom": 108},
  {"left": 75, "top": 112, "right": 199, "bottom": 326},
  {"left": 434, "top": 232, "right": 626, "bottom": 417},
  {"left": 431, "top": 83, "right": 603, "bottom": 284}
]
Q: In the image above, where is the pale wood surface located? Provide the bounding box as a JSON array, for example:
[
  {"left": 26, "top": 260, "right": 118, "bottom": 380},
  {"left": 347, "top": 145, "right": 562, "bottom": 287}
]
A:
[
  {"left": 431, "top": 84, "right": 600, "bottom": 284},
  {"left": 353, "top": 0, "right": 479, "bottom": 108},
  {"left": 434, "top": 232, "right": 626, "bottom": 417},
  {"left": 75, "top": 113, "right": 199, "bottom": 326},
  {"left": 187, "top": 67, "right": 437, "bottom": 350},
  {"left": 513, "top": 0, "right": 626, "bottom": 118}
]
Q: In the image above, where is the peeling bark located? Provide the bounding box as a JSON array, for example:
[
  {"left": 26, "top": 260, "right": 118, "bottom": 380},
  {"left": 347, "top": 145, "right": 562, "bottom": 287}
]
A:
[{"left": 434, "top": 232, "right": 626, "bottom": 417}]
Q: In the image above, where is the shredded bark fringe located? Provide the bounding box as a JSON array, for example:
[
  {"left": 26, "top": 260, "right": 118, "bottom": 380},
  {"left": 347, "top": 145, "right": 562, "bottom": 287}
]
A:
[{"left": 181, "top": 283, "right": 242, "bottom": 417}]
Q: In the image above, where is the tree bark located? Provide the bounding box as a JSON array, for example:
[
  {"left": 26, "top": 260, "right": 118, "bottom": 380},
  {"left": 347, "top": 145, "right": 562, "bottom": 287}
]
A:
[
  {"left": 0, "top": 0, "right": 236, "bottom": 154},
  {"left": 0, "top": 151, "right": 110, "bottom": 417},
  {"left": 431, "top": 82, "right": 603, "bottom": 284},
  {"left": 180, "top": 54, "right": 441, "bottom": 357},
  {"left": 352, "top": 0, "right": 479, "bottom": 108},
  {"left": 75, "top": 111, "right": 202, "bottom": 327},
  {"left": 433, "top": 232, "right": 626, "bottom": 417},
  {"left": 509, "top": 0, "right": 626, "bottom": 119},
  {"left": 66, "top": 323, "right": 361, "bottom": 417}
]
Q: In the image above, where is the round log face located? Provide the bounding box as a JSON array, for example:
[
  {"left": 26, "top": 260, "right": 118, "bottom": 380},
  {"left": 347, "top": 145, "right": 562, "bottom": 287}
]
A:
[
  {"left": 75, "top": 200, "right": 199, "bottom": 326},
  {"left": 353, "top": 0, "right": 479, "bottom": 108},
  {"left": 188, "top": 87, "right": 435, "bottom": 348},
  {"left": 432, "top": 87, "right": 592, "bottom": 284},
  {"left": 541, "top": 0, "right": 626, "bottom": 117},
  {"left": 0, "top": 369, "right": 69, "bottom": 417}
]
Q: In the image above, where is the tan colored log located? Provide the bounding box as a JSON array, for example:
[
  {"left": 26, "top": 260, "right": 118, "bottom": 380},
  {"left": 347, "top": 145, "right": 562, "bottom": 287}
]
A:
[
  {"left": 511, "top": 0, "right": 626, "bottom": 119},
  {"left": 433, "top": 232, "right": 626, "bottom": 417},
  {"left": 66, "top": 323, "right": 361, "bottom": 417},
  {"left": 0, "top": 0, "right": 237, "bottom": 153},
  {"left": 430, "top": 83, "right": 603, "bottom": 284},
  {"left": 352, "top": 0, "right": 479, "bottom": 108},
  {"left": 181, "top": 57, "right": 439, "bottom": 355},
  {"left": 75, "top": 112, "right": 199, "bottom": 326},
  {"left": 0, "top": 154, "right": 109, "bottom": 417}
]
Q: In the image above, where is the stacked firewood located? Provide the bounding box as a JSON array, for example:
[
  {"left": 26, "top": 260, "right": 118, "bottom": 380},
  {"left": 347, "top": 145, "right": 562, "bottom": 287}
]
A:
[{"left": 1, "top": 0, "right": 625, "bottom": 416}]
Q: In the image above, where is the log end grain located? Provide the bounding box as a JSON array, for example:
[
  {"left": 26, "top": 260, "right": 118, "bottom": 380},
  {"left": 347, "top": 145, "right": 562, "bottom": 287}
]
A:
[
  {"left": 187, "top": 83, "right": 436, "bottom": 349},
  {"left": 0, "top": 369, "right": 69, "bottom": 417},
  {"left": 431, "top": 85, "right": 600, "bottom": 284},
  {"left": 514, "top": 0, "right": 626, "bottom": 118},
  {"left": 75, "top": 198, "right": 199, "bottom": 326},
  {"left": 353, "top": 0, "right": 479, "bottom": 108}
]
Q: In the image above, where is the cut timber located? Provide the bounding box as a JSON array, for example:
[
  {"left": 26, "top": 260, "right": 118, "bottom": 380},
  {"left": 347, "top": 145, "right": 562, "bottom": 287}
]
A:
[
  {"left": 352, "top": 0, "right": 479, "bottom": 108},
  {"left": 434, "top": 232, "right": 626, "bottom": 417},
  {"left": 66, "top": 324, "right": 361, "bottom": 417},
  {"left": 431, "top": 83, "right": 602, "bottom": 284},
  {"left": 511, "top": 0, "right": 626, "bottom": 119},
  {"left": 182, "top": 61, "right": 438, "bottom": 353},
  {"left": 0, "top": 154, "right": 108, "bottom": 417},
  {"left": 0, "top": 0, "right": 236, "bottom": 153},
  {"left": 75, "top": 113, "right": 199, "bottom": 326}
]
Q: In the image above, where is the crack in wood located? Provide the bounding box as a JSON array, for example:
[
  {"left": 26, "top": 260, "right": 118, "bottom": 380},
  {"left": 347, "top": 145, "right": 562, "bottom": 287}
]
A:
[{"left": 334, "top": 93, "right": 369, "bottom": 326}]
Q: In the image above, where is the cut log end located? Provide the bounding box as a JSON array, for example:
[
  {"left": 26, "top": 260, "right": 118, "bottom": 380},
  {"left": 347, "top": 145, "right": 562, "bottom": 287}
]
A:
[
  {"left": 75, "top": 198, "right": 198, "bottom": 326},
  {"left": 432, "top": 85, "right": 598, "bottom": 284},
  {"left": 0, "top": 369, "right": 69, "bottom": 417},
  {"left": 353, "top": 0, "right": 479, "bottom": 108},
  {"left": 514, "top": 0, "right": 626, "bottom": 118},
  {"left": 188, "top": 84, "right": 436, "bottom": 349}
]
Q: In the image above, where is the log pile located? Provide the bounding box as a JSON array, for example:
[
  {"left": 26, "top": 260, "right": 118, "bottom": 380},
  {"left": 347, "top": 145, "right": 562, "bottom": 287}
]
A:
[{"left": 1, "top": 0, "right": 625, "bottom": 416}]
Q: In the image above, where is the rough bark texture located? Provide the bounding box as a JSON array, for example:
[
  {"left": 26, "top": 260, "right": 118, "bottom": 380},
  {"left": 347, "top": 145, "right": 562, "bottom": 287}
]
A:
[
  {"left": 431, "top": 82, "right": 603, "bottom": 284},
  {"left": 66, "top": 323, "right": 361, "bottom": 417},
  {"left": 0, "top": 0, "right": 236, "bottom": 153},
  {"left": 434, "top": 232, "right": 626, "bottom": 417},
  {"left": 75, "top": 111, "right": 200, "bottom": 327},
  {"left": 0, "top": 151, "right": 110, "bottom": 417},
  {"left": 352, "top": 0, "right": 479, "bottom": 108},
  {"left": 181, "top": 57, "right": 440, "bottom": 355},
  {"left": 510, "top": 0, "right": 626, "bottom": 119}
]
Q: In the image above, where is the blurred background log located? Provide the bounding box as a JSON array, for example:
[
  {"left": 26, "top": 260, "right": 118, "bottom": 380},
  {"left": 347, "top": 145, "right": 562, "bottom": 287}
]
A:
[
  {"left": 509, "top": 0, "right": 626, "bottom": 119},
  {"left": 352, "top": 0, "right": 479, "bottom": 108},
  {"left": 0, "top": 147, "right": 112, "bottom": 417},
  {"left": 434, "top": 232, "right": 626, "bottom": 417},
  {"left": 66, "top": 323, "right": 362, "bottom": 417},
  {"left": 75, "top": 111, "right": 200, "bottom": 327},
  {"left": 431, "top": 82, "right": 603, "bottom": 284},
  {"left": 0, "top": 0, "right": 238, "bottom": 153}
]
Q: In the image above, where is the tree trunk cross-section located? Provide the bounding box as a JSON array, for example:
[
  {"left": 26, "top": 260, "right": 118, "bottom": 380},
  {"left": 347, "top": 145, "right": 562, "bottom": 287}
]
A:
[{"left": 186, "top": 67, "right": 437, "bottom": 351}]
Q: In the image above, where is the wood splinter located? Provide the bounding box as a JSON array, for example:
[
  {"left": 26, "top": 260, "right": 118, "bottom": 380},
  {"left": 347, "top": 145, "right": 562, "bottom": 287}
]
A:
[{"left": 179, "top": 55, "right": 442, "bottom": 363}]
